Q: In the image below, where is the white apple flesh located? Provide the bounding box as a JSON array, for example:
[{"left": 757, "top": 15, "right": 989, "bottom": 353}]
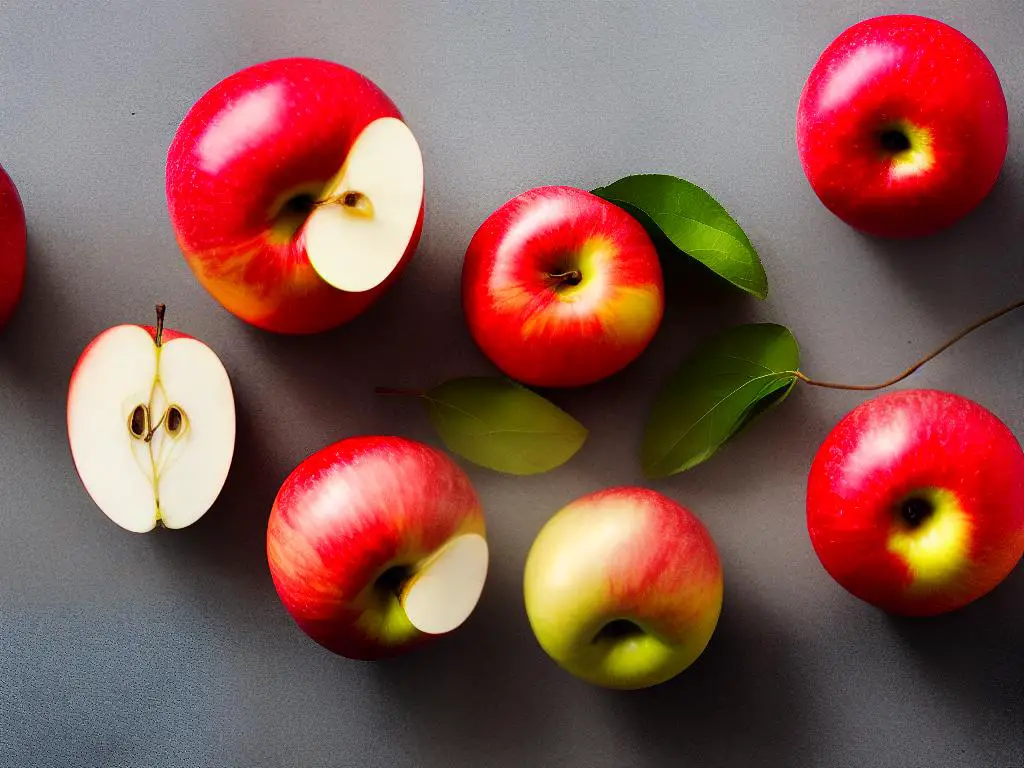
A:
[
  {"left": 303, "top": 117, "right": 424, "bottom": 293},
  {"left": 67, "top": 307, "right": 236, "bottom": 532}
]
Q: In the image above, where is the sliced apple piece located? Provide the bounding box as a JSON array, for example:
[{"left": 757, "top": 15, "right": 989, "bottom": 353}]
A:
[
  {"left": 303, "top": 116, "right": 424, "bottom": 293},
  {"left": 399, "top": 532, "right": 489, "bottom": 635},
  {"left": 67, "top": 307, "right": 236, "bottom": 532}
]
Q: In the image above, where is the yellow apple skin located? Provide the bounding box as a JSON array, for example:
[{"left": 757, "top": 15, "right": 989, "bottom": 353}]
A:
[{"left": 524, "top": 487, "right": 722, "bottom": 690}]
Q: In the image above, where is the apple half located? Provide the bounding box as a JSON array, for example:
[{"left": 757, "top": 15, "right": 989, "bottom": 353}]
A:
[
  {"left": 302, "top": 117, "right": 423, "bottom": 294},
  {"left": 67, "top": 306, "right": 236, "bottom": 532}
]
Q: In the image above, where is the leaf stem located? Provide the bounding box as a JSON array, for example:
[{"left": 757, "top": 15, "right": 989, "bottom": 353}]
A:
[
  {"left": 795, "top": 297, "right": 1023, "bottom": 392},
  {"left": 374, "top": 386, "right": 426, "bottom": 397}
]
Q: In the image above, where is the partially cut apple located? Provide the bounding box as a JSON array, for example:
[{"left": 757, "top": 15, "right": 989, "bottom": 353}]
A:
[
  {"left": 303, "top": 117, "right": 424, "bottom": 293},
  {"left": 399, "top": 532, "right": 489, "bottom": 635},
  {"left": 67, "top": 307, "right": 236, "bottom": 533}
]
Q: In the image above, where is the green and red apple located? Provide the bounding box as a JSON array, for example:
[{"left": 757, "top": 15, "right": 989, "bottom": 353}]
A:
[
  {"left": 0, "top": 162, "right": 27, "bottom": 331},
  {"left": 796, "top": 14, "right": 1008, "bottom": 237},
  {"left": 524, "top": 486, "right": 722, "bottom": 689},
  {"left": 67, "top": 306, "right": 236, "bottom": 532},
  {"left": 807, "top": 389, "right": 1024, "bottom": 615},
  {"left": 267, "top": 436, "right": 489, "bottom": 659},
  {"left": 166, "top": 57, "right": 424, "bottom": 334},
  {"left": 462, "top": 186, "right": 664, "bottom": 388}
]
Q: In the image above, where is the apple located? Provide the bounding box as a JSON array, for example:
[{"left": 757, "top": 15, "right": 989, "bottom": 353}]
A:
[
  {"left": 67, "top": 305, "right": 236, "bottom": 533},
  {"left": 796, "top": 14, "right": 1008, "bottom": 238},
  {"left": 462, "top": 186, "right": 664, "bottom": 388},
  {"left": 166, "top": 57, "right": 424, "bottom": 334},
  {"left": 267, "top": 435, "right": 489, "bottom": 659},
  {"left": 0, "top": 162, "right": 27, "bottom": 331},
  {"left": 523, "top": 486, "right": 722, "bottom": 689},
  {"left": 807, "top": 389, "right": 1024, "bottom": 616}
]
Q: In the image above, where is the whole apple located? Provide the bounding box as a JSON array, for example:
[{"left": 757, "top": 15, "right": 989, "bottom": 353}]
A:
[
  {"left": 807, "top": 389, "right": 1024, "bottom": 616},
  {"left": 166, "top": 57, "right": 424, "bottom": 334},
  {"left": 524, "top": 486, "right": 722, "bottom": 689},
  {"left": 267, "top": 436, "right": 489, "bottom": 659},
  {"left": 67, "top": 306, "right": 236, "bottom": 533},
  {"left": 0, "top": 162, "right": 27, "bottom": 331},
  {"left": 796, "top": 15, "right": 1008, "bottom": 238},
  {"left": 462, "top": 186, "right": 664, "bottom": 388}
]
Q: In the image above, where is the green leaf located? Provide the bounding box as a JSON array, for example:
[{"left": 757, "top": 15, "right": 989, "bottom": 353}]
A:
[
  {"left": 642, "top": 323, "right": 800, "bottom": 477},
  {"left": 592, "top": 174, "right": 768, "bottom": 299},
  {"left": 422, "top": 377, "right": 587, "bottom": 475}
]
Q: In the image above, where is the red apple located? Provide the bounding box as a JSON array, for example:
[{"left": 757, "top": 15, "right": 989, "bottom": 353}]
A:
[
  {"left": 796, "top": 15, "right": 1008, "bottom": 238},
  {"left": 67, "top": 306, "right": 236, "bottom": 532},
  {"left": 807, "top": 389, "right": 1024, "bottom": 616},
  {"left": 462, "top": 186, "right": 664, "bottom": 388},
  {"left": 267, "top": 436, "right": 489, "bottom": 659},
  {"left": 0, "top": 162, "right": 27, "bottom": 331},
  {"left": 524, "top": 487, "right": 722, "bottom": 689},
  {"left": 166, "top": 57, "right": 424, "bottom": 334}
]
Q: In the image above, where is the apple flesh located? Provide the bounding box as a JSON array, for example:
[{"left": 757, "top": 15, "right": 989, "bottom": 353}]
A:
[
  {"left": 0, "top": 162, "right": 27, "bottom": 331},
  {"left": 67, "top": 306, "right": 236, "bottom": 533},
  {"left": 807, "top": 389, "right": 1024, "bottom": 616},
  {"left": 796, "top": 14, "right": 1008, "bottom": 238},
  {"left": 166, "top": 57, "right": 424, "bottom": 334},
  {"left": 462, "top": 186, "right": 664, "bottom": 388},
  {"left": 267, "top": 436, "right": 489, "bottom": 659},
  {"left": 524, "top": 487, "right": 722, "bottom": 689}
]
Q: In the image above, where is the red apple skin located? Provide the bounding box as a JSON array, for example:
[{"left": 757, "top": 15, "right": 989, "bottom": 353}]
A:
[
  {"left": 796, "top": 15, "right": 1008, "bottom": 238},
  {"left": 0, "top": 163, "right": 27, "bottom": 332},
  {"left": 462, "top": 186, "right": 664, "bottom": 388},
  {"left": 807, "top": 390, "right": 1024, "bottom": 616},
  {"left": 166, "top": 58, "right": 423, "bottom": 334},
  {"left": 267, "top": 436, "right": 485, "bottom": 659}
]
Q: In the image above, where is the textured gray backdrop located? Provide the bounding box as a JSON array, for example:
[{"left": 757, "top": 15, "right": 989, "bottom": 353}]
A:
[{"left": 0, "top": 1, "right": 1021, "bottom": 766}]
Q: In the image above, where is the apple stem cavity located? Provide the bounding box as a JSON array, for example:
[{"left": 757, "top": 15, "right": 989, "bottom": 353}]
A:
[
  {"left": 899, "top": 497, "right": 934, "bottom": 529},
  {"left": 795, "top": 297, "right": 1023, "bottom": 391},
  {"left": 879, "top": 128, "right": 912, "bottom": 154}
]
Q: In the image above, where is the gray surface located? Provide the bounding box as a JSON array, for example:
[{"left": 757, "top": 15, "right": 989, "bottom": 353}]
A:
[{"left": 0, "top": 1, "right": 1021, "bottom": 766}]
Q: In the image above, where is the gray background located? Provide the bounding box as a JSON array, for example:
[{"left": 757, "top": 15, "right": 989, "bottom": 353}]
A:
[{"left": 0, "top": 1, "right": 1021, "bottom": 766}]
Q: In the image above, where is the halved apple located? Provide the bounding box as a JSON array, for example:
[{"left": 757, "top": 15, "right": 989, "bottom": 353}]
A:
[
  {"left": 303, "top": 117, "right": 424, "bottom": 293},
  {"left": 67, "top": 306, "right": 236, "bottom": 532}
]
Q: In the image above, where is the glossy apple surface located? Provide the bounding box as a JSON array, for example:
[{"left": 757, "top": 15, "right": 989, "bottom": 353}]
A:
[
  {"left": 166, "top": 57, "right": 424, "bottom": 334},
  {"left": 807, "top": 389, "right": 1024, "bottom": 615},
  {"left": 524, "top": 486, "right": 722, "bottom": 689},
  {"left": 462, "top": 186, "right": 664, "bottom": 388},
  {"left": 796, "top": 15, "right": 1008, "bottom": 238},
  {"left": 67, "top": 308, "right": 236, "bottom": 532},
  {"left": 267, "top": 436, "right": 489, "bottom": 659},
  {"left": 0, "top": 162, "right": 27, "bottom": 331}
]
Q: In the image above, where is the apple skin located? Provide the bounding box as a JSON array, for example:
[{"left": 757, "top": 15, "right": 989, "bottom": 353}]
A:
[
  {"left": 0, "top": 162, "right": 27, "bottom": 332},
  {"left": 166, "top": 57, "right": 423, "bottom": 334},
  {"left": 267, "top": 436, "right": 486, "bottom": 660},
  {"left": 524, "top": 487, "right": 722, "bottom": 690},
  {"left": 807, "top": 389, "right": 1024, "bottom": 616},
  {"left": 796, "top": 15, "right": 1008, "bottom": 238},
  {"left": 462, "top": 186, "right": 664, "bottom": 388}
]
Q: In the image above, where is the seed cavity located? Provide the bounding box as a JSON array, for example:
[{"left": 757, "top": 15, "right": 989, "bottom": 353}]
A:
[
  {"left": 165, "top": 405, "right": 185, "bottom": 437},
  {"left": 129, "top": 404, "right": 149, "bottom": 439}
]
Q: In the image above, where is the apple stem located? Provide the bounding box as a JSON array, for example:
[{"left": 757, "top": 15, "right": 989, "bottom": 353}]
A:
[
  {"left": 795, "top": 296, "right": 1023, "bottom": 391},
  {"left": 549, "top": 270, "right": 583, "bottom": 287},
  {"left": 154, "top": 303, "right": 166, "bottom": 347},
  {"left": 374, "top": 386, "right": 426, "bottom": 398}
]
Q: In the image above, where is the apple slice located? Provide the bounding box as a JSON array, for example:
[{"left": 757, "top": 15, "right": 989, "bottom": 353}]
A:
[
  {"left": 67, "top": 306, "right": 236, "bottom": 533},
  {"left": 303, "top": 117, "right": 424, "bottom": 293},
  {"left": 399, "top": 532, "right": 489, "bottom": 635}
]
